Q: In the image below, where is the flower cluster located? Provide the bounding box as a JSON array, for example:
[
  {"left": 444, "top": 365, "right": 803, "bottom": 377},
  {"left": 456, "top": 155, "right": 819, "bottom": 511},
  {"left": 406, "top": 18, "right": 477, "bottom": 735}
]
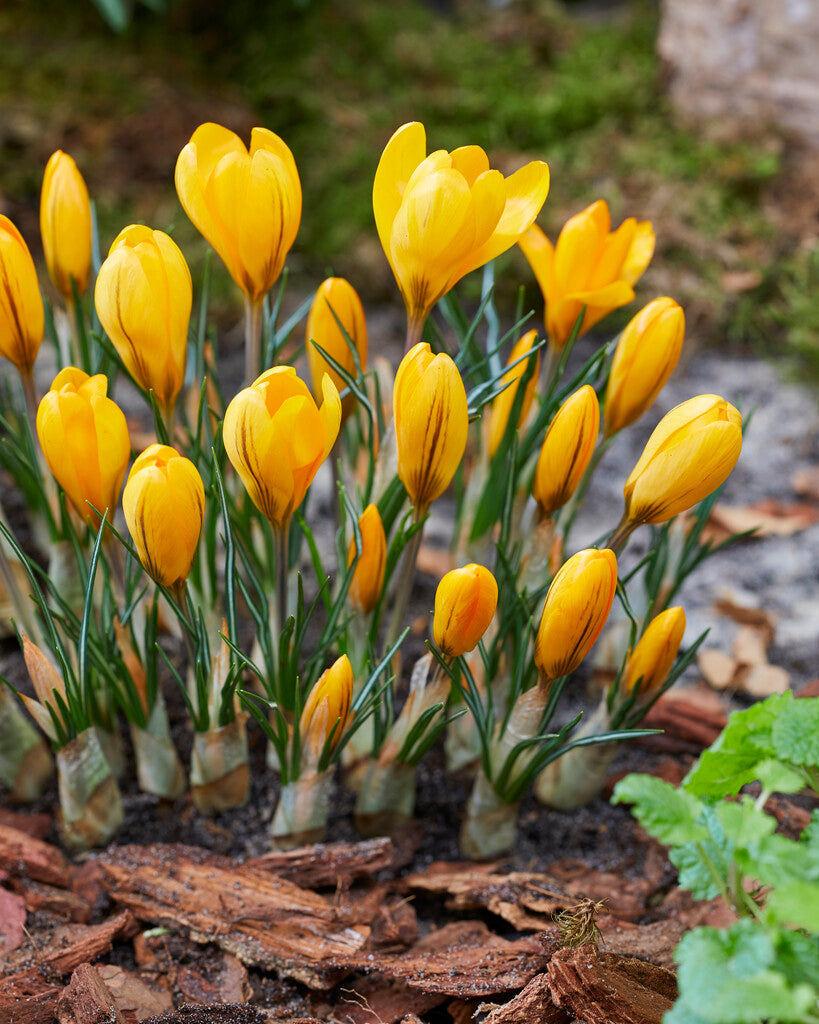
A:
[{"left": 0, "top": 119, "right": 742, "bottom": 857}]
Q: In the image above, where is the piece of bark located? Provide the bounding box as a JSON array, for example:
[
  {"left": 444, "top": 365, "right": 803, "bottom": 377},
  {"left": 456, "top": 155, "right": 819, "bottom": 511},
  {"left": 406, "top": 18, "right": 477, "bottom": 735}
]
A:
[
  {"left": 247, "top": 838, "right": 393, "bottom": 889},
  {"left": 331, "top": 979, "right": 444, "bottom": 1024},
  {"left": 96, "top": 965, "right": 174, "bottom": 1023},
  {"left": 96, "top": 844, "right": 369, "bottom": 989},
  {"left": 640, "top": 692, "right": 727, "bottom": 750},
  {"left": 57, "top": 963, "right": 125, "bottom": 1024},
  {"left": 177, "top": 954, "right": 252, "bottom": 1005},
  {"left": 0, "top": 809, "right": 52, "bottom": 841},
  {"left": 70, "top": 861, "right": 110, "bottom": 918},
  {"left": 479, "top": 973, "right": 570, "bottom": 1024},
  {"left": 368, "top": 900, "right": 418, "bottom": 950},
  {"left": 3, "top": 910, "right": 137, "bottom": 986},
  {"left": 405, "top": 862, "right": 573, "bottom": 930},
  {"left": 0, "top": 824, "right": 72, "bottom": 888},
  {"left": 596, "top": 915, "right": 688, "bottom": 967},
  {"left": 12, "top": 877, "right": 92, "bottom": 923},
  {"left": 547, "top": 945, "right": 676, "bottom": 1024},
  {"left": 546, "top": 861, "right": 657, "bottom": 922},
  {"left": 0, "top": 988, "right": 63, "bottom": 1024},
  {"left": 766, "top": 795, "right": 814, "bottom": 839},
  {"left": 334, "top": 921, "right": 550, "bottom": 997}
]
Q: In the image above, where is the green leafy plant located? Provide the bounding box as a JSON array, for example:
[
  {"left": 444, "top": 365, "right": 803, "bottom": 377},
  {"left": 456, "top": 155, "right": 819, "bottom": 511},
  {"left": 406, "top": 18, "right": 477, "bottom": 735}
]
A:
[{"left": 613, "top": 694, "right": 819, "bottom": 1024}]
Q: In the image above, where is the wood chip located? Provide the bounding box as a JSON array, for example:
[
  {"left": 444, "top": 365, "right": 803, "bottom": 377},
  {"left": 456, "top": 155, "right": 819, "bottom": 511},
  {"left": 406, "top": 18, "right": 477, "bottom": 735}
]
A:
[
  {"left": 177, "top": 953, "right": 252, "bottom": 1005},
  {"left": 247, "top": 838, "right": 394, "bottom": 889},
  {"left": 95, "top": 844, "right": 369, "bottom": 989},
  {"left": 0, "top": 887, "right": 26, "bottom": 955},
  {"left": 334, "top": 921, "right": 550, "bottom": 997},
  {"left": 57, "top": 963, "right": 125, "bottom": 1024},
  {"left": 792, "top": 466, "right": 819, "bottom": 502},
  {"left": 11, "top": 877, "right": 92, "bottom": 923},
  {"left": 546, "top": 862, "right": 656, "bottom": 922},
  {"left": 705, "top": 501, "right": 817, "bottom": 544},
  {"left": 547, "top": 945, "right": 676, "bottom": 1024},
  {"left": 0, "top": 824, "right": 72, "bottom": 888},
  {"left": 732, "top": 625, "right": 770, "bottom": 666},
  {"left": 640, "top": 691, "right": 727, "bottom": 751},
  {"left": 480, "top": 973, "right": 569, "bottom": 1024},
  {"left": 698, "top": 648, "right": 739, "bottom": 690},
  {"left": 406, "top": 862, "right": 573, "bottom": 930},
  {"left": 332, "top": 979, "right": 444, "bottom": 1024},
  {"left": 0, "top": 809, "right": 52, "bottom": 841},
  {"left": 734, "top": 662, "right": 791, "bottom": 697}
]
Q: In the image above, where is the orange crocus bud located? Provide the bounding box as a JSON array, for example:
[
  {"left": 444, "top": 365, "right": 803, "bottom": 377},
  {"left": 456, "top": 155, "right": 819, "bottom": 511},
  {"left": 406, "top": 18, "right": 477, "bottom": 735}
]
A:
[
  {"left": 487, "top": 330, "right": 541, "bottom": 457},
  {"left": 532, "top": 385, "right": 599, "bottom": 517},
  {"left": 519, "top": 200, "right": 655, "bottom": 349},
  {"left": 347, "top": 504, "right": 387, "bottom": 615},
  {"left": 534, "top": 548, "right": 618, "bottom": 681},
  {"left": 624, "top": 395, "right": 743, "bottom": 525},
  {"left": 306, "top": 277, "right": 367, "bottom": 422},
  {"left": 623, "top": 607, "right": 686, "bottom": 697},
  {"left": 300, "top": 655, "right": 354, "bottom": 765},
  {"left": 433, "top": 563, "right": 498, "bottom": 658},
  {"left": 604, "top": 297, "right": 685, "bottom": 437},
  {"left": 393, "top": 342, "right": 469, "bottom": 514},
  {"left": 0, "top": 215, "right": 44, "bottom": 374}
]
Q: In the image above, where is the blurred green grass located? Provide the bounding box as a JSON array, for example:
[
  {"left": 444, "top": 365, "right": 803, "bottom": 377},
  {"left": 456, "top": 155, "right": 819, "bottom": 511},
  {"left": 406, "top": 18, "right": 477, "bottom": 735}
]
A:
[{"left": 0, "top": 0, "right": 813, "bottom": 371}]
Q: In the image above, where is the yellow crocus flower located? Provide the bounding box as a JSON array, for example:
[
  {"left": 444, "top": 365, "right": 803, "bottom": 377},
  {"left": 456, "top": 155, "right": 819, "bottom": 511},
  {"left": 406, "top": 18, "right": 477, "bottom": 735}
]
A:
[
  {"left": 433, "top": 563, "right": 498, "bottom": 659},
  {"left": 95, "top": 225, "right": 191, "bottom": 417},
  {"left": 347, "top": 503, "right": 387, "bottom": 615},
  {"left": 519, "top": 200, "right": 655, "bottom": 349},
  {"left": 486, "top": 330, "right": 541, "bottom": 458},
  {"left": 300, "top": 654, "right": 354, "bottom": 764},
  {"left": 534, "top": 548, "right": 618, "bottom": 681},
  {"left": 0, "top": 215, "right": 44, "bottom": 374},
  {"left": 393, "top": 342, "right": 469, "bottom": 514},
  {"left": 623, "top": 607, "right": 686, "bottom": 697},
  {"left": 532, "top": 385, "right": 600, "bottom": 517},
  {"left": 223, "top": 366, "right": 341, "bottom": 530},
  {"left": 36, "top": 368, "right": 130, "bottom": 524},
  {"left": 122, "top": 444, "right": 205, "bottom": 590},
  {"left": 604, "top": 297, "right": 685, "bottom": 437},
  {"left": 175, "top": 122, "right": 301, "bottom": 304},
  {"left": 306, "top": 277, "right": 367, "bottom": 422},
  {"left": 624, "top": 394, "right": 742, "bottom": 525},
  {"left": 374, "top": 122, "right": 550, "bottom": 340},
  {"left": 40, "top": 150, "right": 93, "bottom": 300}
]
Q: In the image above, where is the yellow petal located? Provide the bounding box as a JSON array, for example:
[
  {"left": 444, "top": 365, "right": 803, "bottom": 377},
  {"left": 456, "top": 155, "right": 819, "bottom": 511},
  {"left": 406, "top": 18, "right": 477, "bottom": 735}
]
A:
[{"left": 373, "top": 121, "right": 427, "bottom": 269}]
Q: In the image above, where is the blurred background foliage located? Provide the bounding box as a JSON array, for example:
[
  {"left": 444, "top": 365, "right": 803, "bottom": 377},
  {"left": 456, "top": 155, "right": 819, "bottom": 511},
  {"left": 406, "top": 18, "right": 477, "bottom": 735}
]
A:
[{"left": 0, "top": 0, "right": 815, "bottom": 370}]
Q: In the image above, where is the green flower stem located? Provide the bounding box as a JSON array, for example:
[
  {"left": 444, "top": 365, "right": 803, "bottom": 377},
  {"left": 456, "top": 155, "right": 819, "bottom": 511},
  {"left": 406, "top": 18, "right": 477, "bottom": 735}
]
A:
[
  {"left": 244, "top": 296, "right": 264, "bottom": 385},
  {"left": 385, "top": 518, "right": 424, "bottom": 654}
]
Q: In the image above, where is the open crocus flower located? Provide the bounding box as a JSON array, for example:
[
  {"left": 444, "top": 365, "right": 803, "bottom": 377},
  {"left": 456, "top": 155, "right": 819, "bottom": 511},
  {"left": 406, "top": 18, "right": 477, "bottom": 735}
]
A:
[
  {"left": 36, "top": 368, "right": 131, "bottom": 524},
  {"left": 122, "top": 444, "right": 205, "bottom": 591},
  {"left": 175, "top": 123, "right": 301, "bottom": 304},
  {"left": 393, "top": 342, "right": 469, "bottom": 514},
  {"left": 223, "top": 366, "right": 342, "bottom": 530},
  {"left": 519, "top": 200, "right": 655, "bottom": 349},
  {"left": 374, "top": 121, "right": 550, "bottom": 342}
]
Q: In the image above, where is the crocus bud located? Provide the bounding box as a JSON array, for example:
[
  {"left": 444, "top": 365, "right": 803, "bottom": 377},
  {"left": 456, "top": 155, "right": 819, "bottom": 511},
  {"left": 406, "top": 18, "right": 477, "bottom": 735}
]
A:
[
  {"left": 36, "top": 368, "right": 130, "bottom": 523},
  {"left": 122, "top": 444, "right": 205, "bottom": 590},
  {"left": 487, "top": 330, "right": 541, "bottom": 457},
  {"left": 347, "top": 504, "right": 386, "bottom": 615},
  {"left": 300, "top": 655, "right": 354, "bottom": 763},
  {"left": 534, "top": 548, "right": 617, "bottom": 681},
  {"left": 604, "top": 298, "right": 685, "bottom": 436},
  {"left": 533, "top": 385, "right": 599, "bottom": 516},
  {"left": 175, "top": 123, "right": 301, "bottom": 302},
  {"left": 519, "top": 200, "right": 655, "bottom": 349},
  {"left": 624, "top": 395, "right": 743, "bottom": 525},
  {"left": 623, "top": 607, "right": 686, "bottom": 697},
  {"left": 306, "top": 277, "right": 367, "bottom": 422},
  {"left": 40, "top": 150, "right": 92, "bottom": 300},
  {"left": 433, "top": 563, "right": 498, "bottom": 658},
  {"left": 393, "top": 342, "right": 469, "bottom": 513},
  {"left": 20, "top": 633, "right": 68, "bottom": 742},
  {"left": 0, "top": 215, "right": 44, "bottom": 373},
  {"left": 374, "top": 122, "right": 550, "bottom": 333},
  {"left": 223, "top": 367, "right": 341, "bottom": 530},
  {"left": 95, "top": 225, "right": 191, "bottom": 414}
]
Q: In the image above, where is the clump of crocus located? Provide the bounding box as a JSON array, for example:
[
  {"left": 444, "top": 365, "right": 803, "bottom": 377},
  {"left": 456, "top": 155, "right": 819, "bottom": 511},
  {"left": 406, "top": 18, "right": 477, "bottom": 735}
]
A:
[
  {"left": 536, "top": 606, "right": 687, "bottom": 809},
  {"left": 603, "top": 297, "right": 685, "bottom": 437},
  {"left": 460, "top": 548, "right": 618, "bottom": 860},
  {"left": 519, "top": 199, "right": 655, "bottom": 358},
  {"left": 306, "top": 277, "right": 368, "bottom": 422},
  {"left": 175, "top": 122, "right": 302, "bottom": 382},
  {"left": 374, "top": 121, "right": 550, "bottom": 348},
  {"left": 40, "top": 150, "right": 92, "bottom": 303},
  {"left": 355, "top": 564, "right": 498, "bottom": 836},
  {"left": 610, "top": 395, "right": 743, "bottom": 550},
  {"left": 95, "top": 225, "right": 192, "bottom": 429},
  {"left": 270, "top": 654, "right": 354, "bottom": 848},
  {"left": 37, "top": 368, "right": 131, "bottom": 526}
]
